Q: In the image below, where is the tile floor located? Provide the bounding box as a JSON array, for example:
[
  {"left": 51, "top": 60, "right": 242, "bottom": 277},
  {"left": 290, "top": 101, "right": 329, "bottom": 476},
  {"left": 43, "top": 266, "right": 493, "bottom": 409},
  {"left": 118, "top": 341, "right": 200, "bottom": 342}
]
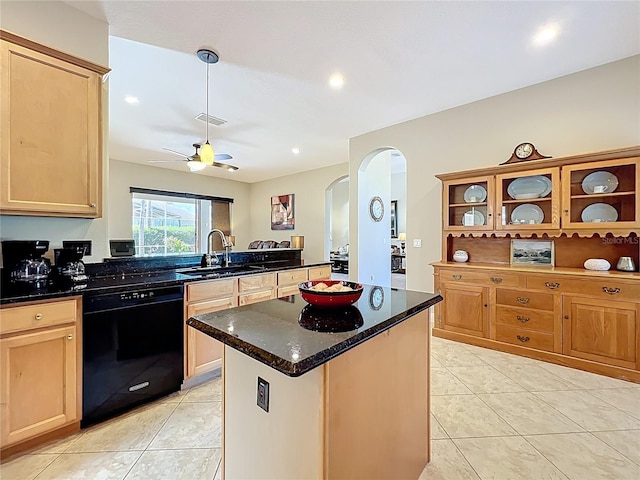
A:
[{"left": 2, "top": 336, "right": 639, "bottom": 479}]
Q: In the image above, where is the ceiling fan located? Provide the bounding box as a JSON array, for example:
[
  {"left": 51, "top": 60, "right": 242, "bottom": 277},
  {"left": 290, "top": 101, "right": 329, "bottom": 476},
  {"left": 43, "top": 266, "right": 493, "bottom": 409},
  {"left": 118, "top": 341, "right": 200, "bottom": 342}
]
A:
[{"left": 149, "top": 143, "right": 239, "bottom": 172}]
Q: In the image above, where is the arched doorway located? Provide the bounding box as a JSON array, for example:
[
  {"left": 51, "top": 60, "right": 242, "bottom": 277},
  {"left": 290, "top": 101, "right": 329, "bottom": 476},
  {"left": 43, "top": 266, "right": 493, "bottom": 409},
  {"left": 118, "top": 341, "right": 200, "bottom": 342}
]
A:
[
  {"left": 325, "top": 175, "right": 349, "bottom": 279},
  {"left": 356, "top": 148, "right": 407, "bottom": 288}
]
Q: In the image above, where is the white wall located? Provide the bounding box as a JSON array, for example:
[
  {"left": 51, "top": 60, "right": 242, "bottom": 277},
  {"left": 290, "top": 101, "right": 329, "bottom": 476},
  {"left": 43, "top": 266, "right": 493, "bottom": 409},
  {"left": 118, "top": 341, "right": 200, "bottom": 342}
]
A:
[
  {"left": 349, "top": 56, "right": 640, "bottom": 293},
  {"left": 0, "top": 1, "right": 109, "bottom": 263},
  {"left": 249, "top": 163, "right": 348, "bottom": 263},
  {"left": 330, "top": 178, "right": 349, "bottom": 251},
  {"left": 357, "top": 150, "right": 391, "bottom": 286},
  {"left": 109, "top": 160, "right": 252, "bottom": 249}
]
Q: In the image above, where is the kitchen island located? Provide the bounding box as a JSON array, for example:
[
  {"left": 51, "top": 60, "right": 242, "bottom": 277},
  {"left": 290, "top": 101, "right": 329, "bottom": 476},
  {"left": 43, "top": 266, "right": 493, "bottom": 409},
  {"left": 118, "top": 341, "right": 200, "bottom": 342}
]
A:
[{"left": 188, "top": 285, "right": 442, "bottom": 479}]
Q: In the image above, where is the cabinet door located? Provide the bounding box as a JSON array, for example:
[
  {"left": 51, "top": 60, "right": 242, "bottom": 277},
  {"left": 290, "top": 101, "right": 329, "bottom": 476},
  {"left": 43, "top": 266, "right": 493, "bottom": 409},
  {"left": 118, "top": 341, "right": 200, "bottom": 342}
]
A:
[
  {"left": 495, "top": 167, "right": 560, "bottom": 231},
  {"left": 185, "top": 297, "right": 237, "bottom": 379},
  {"left": 0, "top": 40, "right": 102, "bottom": 217},
  {"left": 563, "top": 296, "right": 639, "bottom": 370},
  {"left": 561, "top": 158, "right": 639, "bottom": 230},
  {"left": 440, "top": 283, "right": 489, "bottom": 337},
  {"left": 442, "top": 176, "right": 494, "bottom": 231},
  {"left": 1, "top": 325, "right": 77, "bottom": 447}
]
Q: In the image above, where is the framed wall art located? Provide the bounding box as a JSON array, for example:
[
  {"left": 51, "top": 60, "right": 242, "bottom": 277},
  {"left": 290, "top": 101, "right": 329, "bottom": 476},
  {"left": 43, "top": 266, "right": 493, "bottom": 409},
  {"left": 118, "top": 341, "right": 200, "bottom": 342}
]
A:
[
  {"left": 390, "top": 200, "right": 398, "bottom": 238},
  {"left": 510, "top": 239, "right": 554, "bottom": 266},
  {"left": 271, "top": 194, "right": 295, "bottom": 230}
]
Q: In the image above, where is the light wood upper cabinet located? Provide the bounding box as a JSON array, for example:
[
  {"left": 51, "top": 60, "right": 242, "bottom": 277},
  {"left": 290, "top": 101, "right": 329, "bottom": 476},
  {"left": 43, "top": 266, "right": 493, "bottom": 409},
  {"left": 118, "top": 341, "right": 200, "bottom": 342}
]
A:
[
  {"left": 442, "top": 175, "right": 495, "bottom": 231},
  {"left": 0, "top": 31, "right": 109, "bottom": 218},
  {"left": 495, "top": 167, "right": 560, "bottom": 231},
  {"left": 561, "top": 157, "right": 639, "bottom": 231}
]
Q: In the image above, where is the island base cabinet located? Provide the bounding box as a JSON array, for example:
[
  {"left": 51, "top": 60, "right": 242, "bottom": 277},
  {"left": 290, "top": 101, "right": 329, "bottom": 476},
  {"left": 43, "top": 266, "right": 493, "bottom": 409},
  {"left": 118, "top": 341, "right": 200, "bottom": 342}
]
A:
[
  {"left": 563, "top": 296, "right": 639, "bottom": 370},
  {"left": 223, "top": 311, "right": 429, "bottom": 479},
  {"left": 1, "top": 325, "right": 78, "bottom": 447}
]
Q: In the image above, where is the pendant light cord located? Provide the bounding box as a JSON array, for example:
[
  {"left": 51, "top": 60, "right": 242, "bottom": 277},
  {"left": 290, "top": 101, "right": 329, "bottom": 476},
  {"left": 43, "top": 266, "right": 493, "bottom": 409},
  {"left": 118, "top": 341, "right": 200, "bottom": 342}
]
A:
[{"left": 205, "top": 58, "right": 209, "bottom": 144}]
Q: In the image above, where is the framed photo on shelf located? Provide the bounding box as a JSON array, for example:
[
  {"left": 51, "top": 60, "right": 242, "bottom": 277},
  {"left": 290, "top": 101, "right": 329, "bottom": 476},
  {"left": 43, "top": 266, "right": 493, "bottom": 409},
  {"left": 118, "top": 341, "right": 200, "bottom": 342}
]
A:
[{"left": 510, "top": 239, "right": 554, "bottom": 266}]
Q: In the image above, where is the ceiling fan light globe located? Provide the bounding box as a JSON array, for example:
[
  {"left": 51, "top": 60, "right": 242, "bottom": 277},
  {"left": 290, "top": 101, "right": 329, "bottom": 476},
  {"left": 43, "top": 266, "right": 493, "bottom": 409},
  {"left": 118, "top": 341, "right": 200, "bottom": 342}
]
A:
[
  {"left": 187, "top": 160, "right": 206, "bottom": 172},
  {"left": 200, "top": 142, "right": 215, "bottom": 165}
]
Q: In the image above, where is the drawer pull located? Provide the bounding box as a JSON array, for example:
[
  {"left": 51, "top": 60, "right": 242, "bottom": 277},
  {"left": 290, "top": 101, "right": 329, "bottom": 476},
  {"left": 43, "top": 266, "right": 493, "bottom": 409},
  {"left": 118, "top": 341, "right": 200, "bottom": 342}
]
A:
[
  {"left": 516, "top": 335, "right": 530, "bottom": 343},
  {"left": 516, "top": 297, "right": 530, "bottom": 304},
  {"left": 544, "top": 282, "right": 560, "bottom": 290},
  {"left": 490, "top": 277, "right": 502, "bottom": 284},
  {"left": 67, "top": 334, "right": 74, "bottom": 340},
  {"left": 517, "top": 315, "right": 530, "bottom": 323},
  {"left": 602, "top": 287, "right": 620, "bottom": 295},
  {"left": 35, "top": 313, "right": 43, "bottom": 320},
  {"left": 452, "top": 274, "right": 462, "bottom": 280}
]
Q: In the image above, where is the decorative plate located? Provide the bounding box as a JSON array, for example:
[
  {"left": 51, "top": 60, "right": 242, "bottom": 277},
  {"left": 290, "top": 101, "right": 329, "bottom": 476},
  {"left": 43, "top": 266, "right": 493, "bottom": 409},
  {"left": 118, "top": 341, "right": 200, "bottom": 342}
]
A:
[
  {"left": 462, "top": 210, "right": 485, "bottom": 226},
  {"left": 463, "top": 184, "right": 487, "bottom": 203},
  {"left": 507, "top": 176, "right": 552, "bottom": 200},
  {"left": 511, "top": 203, "right": 544, "bottom": 224},
  {"left": 580, "top": 203, "right": 618, "bottom": 223},
  {"left": 581, "top": 171, "right": 619, "bottom": 195}
]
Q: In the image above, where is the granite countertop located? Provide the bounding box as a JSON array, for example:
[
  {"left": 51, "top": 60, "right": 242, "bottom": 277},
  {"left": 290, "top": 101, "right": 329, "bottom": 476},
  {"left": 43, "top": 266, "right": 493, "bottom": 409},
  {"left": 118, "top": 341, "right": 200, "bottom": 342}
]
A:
[
  {"left": 0, "top": 260, "right": 331, "bottom": 305},
  {"left": 187, "top": 286, "right": 443, "bottom": 377}
]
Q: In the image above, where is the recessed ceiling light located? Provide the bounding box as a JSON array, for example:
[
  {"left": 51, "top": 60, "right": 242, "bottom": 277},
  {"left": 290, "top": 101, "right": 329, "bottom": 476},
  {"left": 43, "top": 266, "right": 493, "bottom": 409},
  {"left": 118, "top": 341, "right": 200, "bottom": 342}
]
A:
[
  {"left": 532, "top": 23, "right": 560, "bottom": 47},
  {"left": 292, "top": 147, "right": 300, "bottom": 155},
  {"left": 124, "top": 95, "right": 139, "bottom": 104},
  {"left": 328, "top": 73, "right": 345, "bottom": 89}
]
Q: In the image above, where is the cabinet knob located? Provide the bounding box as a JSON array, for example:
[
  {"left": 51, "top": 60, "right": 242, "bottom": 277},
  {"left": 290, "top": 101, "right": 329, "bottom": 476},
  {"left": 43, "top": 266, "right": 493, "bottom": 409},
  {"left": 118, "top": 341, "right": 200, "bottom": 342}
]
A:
[
  {"left": 490, "top": 277, "right": 502, "bottom": 284},
  {"left": 564, "top": 315, "right": 569, "bottom": 320},
  {"left": 563, "top": 209, "right": 569, "bottom": 214},
  {"left": 35, "top": 313, "right": 43, "bottom": 320},
  {"left": 544, "top": 282, "right": 560, "bottom": 290},
  {"left": 483, "top": 304, "right": 488, "bottom": 307},
  {"left": 452, "top": 274, "right": 462, "bottom": 280},
  {"left": 67, "top": 334, "right": 74, "bottom": 340},
  {"left": 602, "top": 287, "right": 620, "bottom": 295},
  {"left": 89, "top": 203, "right": 97, "bottom": 208},
  {"left": 516, "top": 335, "right": 530, "bottom": 343},
  {"left": 517, "top": 315, "right": 530, "bottom": 323},
  {"left": 516, "top": 297, "right": 530, "bottom": 304}
]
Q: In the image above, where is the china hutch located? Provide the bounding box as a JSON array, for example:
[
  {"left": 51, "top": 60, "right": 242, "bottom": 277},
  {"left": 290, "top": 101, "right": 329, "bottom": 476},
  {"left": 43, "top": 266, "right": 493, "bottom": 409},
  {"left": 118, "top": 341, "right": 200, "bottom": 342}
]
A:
[{"left": 432, "top": 145, "right": 640, "bottom": 383}]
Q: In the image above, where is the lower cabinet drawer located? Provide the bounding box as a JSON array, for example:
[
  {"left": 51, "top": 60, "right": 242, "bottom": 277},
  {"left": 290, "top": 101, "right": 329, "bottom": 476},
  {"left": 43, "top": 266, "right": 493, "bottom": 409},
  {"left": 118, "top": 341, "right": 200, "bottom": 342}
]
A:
[
  {"left": 0, "top": 299, "right": 78, "bottom": 334},
  {"left": 186, "top": 278, "right": 236, "bottom": 303},
  {"left": 277, "top": 285, "right": 300, "bottom": 297},
  {"left": 527, "top": 275, "right": 640, "bottom": 302},
  {"left": 308, "top": 265, "right": 331, "bottom": 280},
  {"left": 495, "top": 324, "right": 554, "bottom": 352},
  {"left": 187, "top": 297, "right": 237, "bottom": 316},
  {"left": 277, "top": 269, "right": 308, "bottom": 286},
  {"left": 496, "top": 289, "right": 554, "bottom": 311},
  {"left": 238, "top": 273, "right": 276, "bottom": 293},
  {"left": 239, "top": 289, "right": 275, "bottom": 306},
  {"left": 495, "top": 306, "right": 554, "bottom": 333},
  {"left": 440, "top": 269, "right": 521, "bottom": 287}
]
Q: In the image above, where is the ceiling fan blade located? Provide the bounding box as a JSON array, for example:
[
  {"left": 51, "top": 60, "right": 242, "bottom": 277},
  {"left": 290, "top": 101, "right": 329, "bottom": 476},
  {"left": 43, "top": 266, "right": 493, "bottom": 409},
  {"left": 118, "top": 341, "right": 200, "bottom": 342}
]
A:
[
  {"left": 214, "top": 153, "right": 233, "bottom": 161},
  {"left": 162, "top": 147, "right": 190, "bottom": 159},
  {"left": 212, "top": 161, "right": 240, "bottom": 171}
]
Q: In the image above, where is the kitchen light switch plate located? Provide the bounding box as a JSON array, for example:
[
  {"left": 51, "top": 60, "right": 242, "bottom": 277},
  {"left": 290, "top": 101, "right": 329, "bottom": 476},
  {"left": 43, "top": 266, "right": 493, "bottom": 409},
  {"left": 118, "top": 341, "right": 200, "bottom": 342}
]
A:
[
  {"left": 257, "top": 377, "right": 269, "bottom": 412},
  {"left": 413, "top": 239, "right": 422, "bottom": 247}
]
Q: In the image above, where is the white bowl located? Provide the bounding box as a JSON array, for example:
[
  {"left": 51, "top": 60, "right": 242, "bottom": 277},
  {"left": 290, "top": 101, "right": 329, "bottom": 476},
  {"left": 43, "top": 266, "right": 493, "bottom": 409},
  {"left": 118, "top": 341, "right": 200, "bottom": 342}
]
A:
[{"left": 513, "top": 193, "right": 540, "bottom": 200}]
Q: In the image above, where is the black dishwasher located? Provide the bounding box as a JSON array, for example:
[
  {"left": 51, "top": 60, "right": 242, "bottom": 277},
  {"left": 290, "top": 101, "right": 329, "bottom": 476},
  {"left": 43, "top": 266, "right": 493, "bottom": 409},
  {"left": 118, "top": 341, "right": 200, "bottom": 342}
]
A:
[{"left": 82, "top": 284, "right": 184, "bottom": 427}]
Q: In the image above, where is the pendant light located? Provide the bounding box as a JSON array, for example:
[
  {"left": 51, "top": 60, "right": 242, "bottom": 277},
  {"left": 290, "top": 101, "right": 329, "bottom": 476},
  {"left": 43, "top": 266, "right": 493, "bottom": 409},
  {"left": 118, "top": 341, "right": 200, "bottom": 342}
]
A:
[{"left": 197, "top": 48, "right": 219, "bottom": 166}]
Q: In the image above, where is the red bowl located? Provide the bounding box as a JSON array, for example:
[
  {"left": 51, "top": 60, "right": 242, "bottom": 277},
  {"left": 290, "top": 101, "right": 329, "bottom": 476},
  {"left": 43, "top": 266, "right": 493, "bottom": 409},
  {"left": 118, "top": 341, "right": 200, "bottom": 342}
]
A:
[{"left": 298, "top": 280, "right": 363, "bottom": 308}]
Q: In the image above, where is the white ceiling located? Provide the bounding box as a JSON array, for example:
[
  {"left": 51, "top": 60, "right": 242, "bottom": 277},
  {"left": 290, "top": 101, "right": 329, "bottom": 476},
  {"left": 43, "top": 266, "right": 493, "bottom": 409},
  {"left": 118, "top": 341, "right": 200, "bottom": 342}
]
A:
[{"left": 64, "top": 1, "right": 639, "bottom": 183}]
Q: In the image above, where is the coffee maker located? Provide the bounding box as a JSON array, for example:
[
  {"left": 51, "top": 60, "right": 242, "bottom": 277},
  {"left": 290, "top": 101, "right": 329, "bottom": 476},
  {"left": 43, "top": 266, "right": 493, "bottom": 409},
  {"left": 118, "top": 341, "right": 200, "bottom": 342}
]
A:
[
  {"left": 53, "top": 246, "right": 88, "bottom": 286},
  {"left": 1, "top": 240, "right": 51, "bottom": 290}
]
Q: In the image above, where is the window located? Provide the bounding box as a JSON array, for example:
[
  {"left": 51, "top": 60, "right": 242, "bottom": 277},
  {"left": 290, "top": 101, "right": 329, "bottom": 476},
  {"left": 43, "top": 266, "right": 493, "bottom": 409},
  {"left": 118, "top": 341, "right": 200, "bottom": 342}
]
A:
[{"left": 131, "top": 188, "right": 232, "bottom": 256}]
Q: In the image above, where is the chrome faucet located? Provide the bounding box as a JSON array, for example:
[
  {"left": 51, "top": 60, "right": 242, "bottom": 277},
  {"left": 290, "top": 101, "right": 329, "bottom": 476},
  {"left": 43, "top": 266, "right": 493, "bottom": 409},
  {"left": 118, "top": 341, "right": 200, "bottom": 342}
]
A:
[{"left": 205, "top": 229, "right": 231, "bottom": 268}]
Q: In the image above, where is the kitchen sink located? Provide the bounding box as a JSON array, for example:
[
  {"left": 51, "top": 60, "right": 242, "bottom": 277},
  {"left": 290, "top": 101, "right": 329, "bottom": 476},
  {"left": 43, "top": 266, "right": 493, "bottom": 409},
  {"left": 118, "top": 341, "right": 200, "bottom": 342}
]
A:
[{"left": 177, "top": 264, "right": 266, "bottom": 278}]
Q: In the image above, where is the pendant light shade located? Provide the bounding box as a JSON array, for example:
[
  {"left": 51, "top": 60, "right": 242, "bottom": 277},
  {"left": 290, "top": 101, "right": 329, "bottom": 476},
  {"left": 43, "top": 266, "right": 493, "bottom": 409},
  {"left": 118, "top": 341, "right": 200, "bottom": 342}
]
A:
[
  {"left": 187, "top": 160, "right": 207, "bottom": 172},
  {"left": 200, "top": 141, "right": 214, "bottom": 165},
  {"left": 197, "top": 49, "right": 218, "bottom": 166}
]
